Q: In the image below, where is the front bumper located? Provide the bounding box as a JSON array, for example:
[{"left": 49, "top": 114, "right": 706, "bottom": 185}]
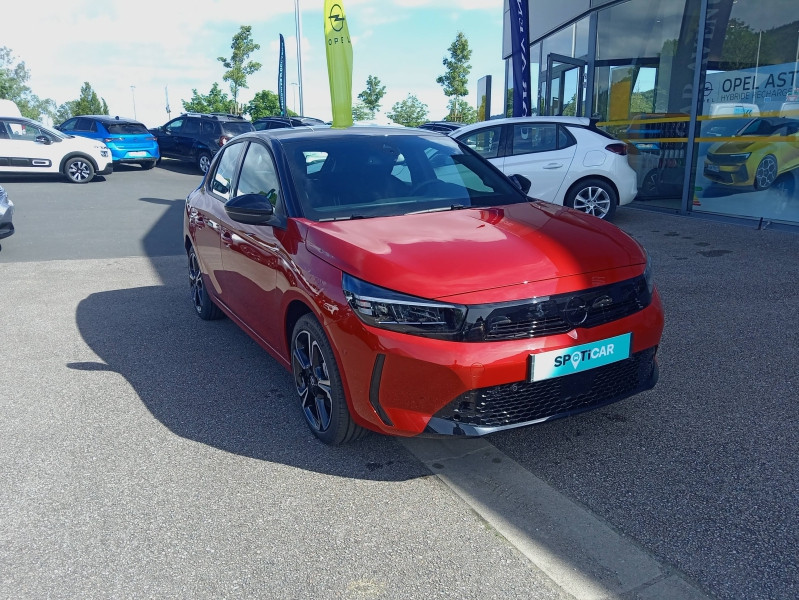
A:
[{"left": 330, "top": 289, "right": 664, "bottom": 438}]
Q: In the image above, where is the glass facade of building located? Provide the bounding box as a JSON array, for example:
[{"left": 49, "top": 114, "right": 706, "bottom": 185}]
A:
[{"left": 503, "top": 0, "right": 799, "bottom": 229}]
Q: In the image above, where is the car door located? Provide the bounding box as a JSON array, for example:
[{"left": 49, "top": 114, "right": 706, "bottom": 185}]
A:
[
  {"left": 0, "top": 118, "right": 61, "bottom": 175},
  {"left": 157, "top": 118, "right": 183, "bottom": 158},
  {"left": 501, "top": 123, "right": 577, "bottom": 203},
  {"left": 217, "top": 141, "right": 285, "bottom": 354},
  {"left": 187, "top": 140, "right": 247, "bottom": 302}
]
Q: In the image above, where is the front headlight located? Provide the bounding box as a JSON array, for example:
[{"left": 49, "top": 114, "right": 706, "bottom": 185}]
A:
[
  {"left": 643, "top": 253, "right": 654, "bottom": 296},
  {"left": 342, "top": 274, "right": 467, "bottom": 340},
  {"left": 726, "top": 152, "right": 751, "bottom": 161}
]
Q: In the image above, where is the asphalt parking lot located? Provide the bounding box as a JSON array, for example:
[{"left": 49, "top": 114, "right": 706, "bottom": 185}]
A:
[{"left": 1, "top": 164, "right": 797, "bottom": 599}]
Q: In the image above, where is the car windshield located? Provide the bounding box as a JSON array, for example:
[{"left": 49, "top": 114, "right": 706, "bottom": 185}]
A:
[
  {"left": 106, "top": 122, "right": 150, "bottom": 135},
  {"left": 282, "top": 133, "right": 527, "bottom": 221}
]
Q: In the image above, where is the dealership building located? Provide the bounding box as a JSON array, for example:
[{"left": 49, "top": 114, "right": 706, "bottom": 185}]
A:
[{"left": 501, "top": 0, "right": 799, "bottom": 230}]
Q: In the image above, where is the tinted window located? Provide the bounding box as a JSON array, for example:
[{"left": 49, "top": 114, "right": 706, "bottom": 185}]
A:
[
  {"left": 165, "top": 119, "right": 183, "bottom": 134},
  {"left": 209, "top": 142, "right": 245, "bottom": 200},
  {"left": 106, "top": 122, "right": 149, "bottom": 135},
  {"left": 182, "top": 119, "right": 201, "bottom": 135},
  {"left": 457, "top": 125, "right": 503, "bottom": 159},
  {"left": 222, "top": 121, "right": 255, "bottom": 136}
]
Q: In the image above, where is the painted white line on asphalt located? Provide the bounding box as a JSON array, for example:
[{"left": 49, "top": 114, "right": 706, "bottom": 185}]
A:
[{"left": 400, "top": 437, "right": 710, "bottom": 600}]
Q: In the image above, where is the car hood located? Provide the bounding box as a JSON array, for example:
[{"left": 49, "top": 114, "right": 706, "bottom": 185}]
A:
[
  {"left": 62, "top": 134, "right": 107, "bottom": 153},
  {"left": 303, "top": 202, "right": 646, "bottom": 300},
  {"left": 709, "top": 139, "right": 765, "bottom": 153}
]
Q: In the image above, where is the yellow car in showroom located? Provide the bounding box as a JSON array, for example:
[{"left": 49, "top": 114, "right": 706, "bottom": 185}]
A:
[{"left": 703, "top": 117, "right": 799, "bottom": 191}]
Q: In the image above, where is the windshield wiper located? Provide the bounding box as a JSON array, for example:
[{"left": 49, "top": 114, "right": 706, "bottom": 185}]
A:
[
  {"left": 318, "top": 214, "right": 368, "bottom": 222},
  {"left": 407, "top": 204, "right": 467, "bottom": 215}
]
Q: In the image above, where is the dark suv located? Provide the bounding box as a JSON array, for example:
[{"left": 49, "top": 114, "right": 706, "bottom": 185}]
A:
[
  {"left": 253, "top": 116, "right": 327, "bottom": 131},
  {"left": 151, "top": 113, "right": 254, "bottom": 174}
]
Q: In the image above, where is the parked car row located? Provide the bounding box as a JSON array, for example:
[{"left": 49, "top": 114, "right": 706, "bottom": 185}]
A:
[{"left": 2, "top": 98, "right": 640, "bottom": 222}]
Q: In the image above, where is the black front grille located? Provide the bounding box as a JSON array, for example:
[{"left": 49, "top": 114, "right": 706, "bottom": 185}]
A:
[
  {"left": 434, "top": 348, "right": 657, "bottom": 428},
  {"left": 462, "top": 274, "right": 652, "bottom": 342}
]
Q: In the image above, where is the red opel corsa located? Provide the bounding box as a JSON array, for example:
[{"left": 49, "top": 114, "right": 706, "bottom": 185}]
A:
[{"left": 184, "top": 126, "right": 664, "bottom": 445}]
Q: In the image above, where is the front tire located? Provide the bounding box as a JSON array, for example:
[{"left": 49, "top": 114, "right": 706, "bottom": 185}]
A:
[
  {"left": 754, "top": 155, "right": 778, "bottom": 190},
  {"left": 64, "top": 156, "right": 95, "bottom": 183},
  {"left": 565, "top": 178, "right": 617, "bottom": 220},
  {"left": 291, "top": 314, "right": 365, "bottom": 445},
  {"left": 188, "top": 245, "right": 223, "bottom": 320},
  {"left": 197, "top": 152, "right": 212, "bottom": 175}
]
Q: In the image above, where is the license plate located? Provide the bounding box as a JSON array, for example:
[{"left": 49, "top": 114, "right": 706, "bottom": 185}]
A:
[
  {"left": 706, "top": 164, "right": 719, "bottom": 173},
  {"left": 128, "top": 151, "right": 147, "bottom": 157},
  {"left": 528, "top": 333, "right": 632, "bottom": 382}
]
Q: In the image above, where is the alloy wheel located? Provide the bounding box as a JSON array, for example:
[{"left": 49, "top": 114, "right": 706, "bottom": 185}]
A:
[
  {"left": 572, "top": 185, "right": 612, "bottom": 219},
  {"left": 292, "top": 329, "right": 333, "bottom": 433}
]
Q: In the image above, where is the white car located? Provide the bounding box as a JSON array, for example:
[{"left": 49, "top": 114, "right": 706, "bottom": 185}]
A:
[
  {"left": 0, "top": 115, "right": 113, "bottom": 183},
  {"left": 0, "top": 184, "right": 12, "bottom": 241},
  {"left": 451, "top": 116, "right": 638, "bottom": 220}
]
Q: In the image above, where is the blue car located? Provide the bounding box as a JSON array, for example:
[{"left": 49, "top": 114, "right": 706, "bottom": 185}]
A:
[{"left": 57, "top": 115, "right": 159, "bottom": 169}]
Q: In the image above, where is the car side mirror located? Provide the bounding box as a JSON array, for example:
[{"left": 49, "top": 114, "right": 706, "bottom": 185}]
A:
[
  {"left": 509, "top": 174, "right": 532, "bottom": 194},
  {"left": 34, "top": 135, "right": 52, "bottom": 145},
  {"left": 224, "top": 192, "right": 276, "bottom": 225}
]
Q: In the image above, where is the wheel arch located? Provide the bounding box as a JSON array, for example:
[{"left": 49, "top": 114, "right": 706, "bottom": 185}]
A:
[
  {"left": 563, "top": 174, "right": 620, "bottom": 206},
  {"left": 58, "top": 152, "right": 100, "bottom": 173}
]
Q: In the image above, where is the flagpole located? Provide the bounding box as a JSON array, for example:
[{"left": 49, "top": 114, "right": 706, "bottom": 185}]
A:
[{"left": 295, "top": 0, "right": 305, "bottom": 116}]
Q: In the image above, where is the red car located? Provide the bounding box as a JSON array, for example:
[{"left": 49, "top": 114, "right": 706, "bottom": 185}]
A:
[{"left": 184, "top": 126, "right": 664, "bottom": 445}]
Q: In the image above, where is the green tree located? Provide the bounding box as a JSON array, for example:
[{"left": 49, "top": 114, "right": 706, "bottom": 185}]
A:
[
  {"left": 446, "top": 98, "right": 477, "bottom": 124},
  {"left": 352, "top": 102, "right": 372, "bottom": 121},
  {"left": 0, "top": 46, "right": 55, "bottom": 121},
  {"left": 357, "top": 75, "right": 386, "bottom": 118},
  {"left": 66, "top": 82, "right": 109, "bottom": 117},
  {"left": 436, "top": 32, "right": 472, "bottom": 122},
  {"left": 387, "top": 94, "right": 428, "bottom": 127},
  {"left": 218, "top": 25, "right": 262, "bottom": 111},
  {"left": 182, "top": 82, "right": 232, "bottom": 114},
  {"left": 247, "top": 90, "right": 297, "bottom": 120}
]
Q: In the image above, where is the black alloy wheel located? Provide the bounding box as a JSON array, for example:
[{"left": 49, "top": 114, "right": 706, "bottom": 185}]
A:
[
  {"left": 188, "top": 246, "right": 223, "bottom": 320},
  {"left": 291, "top": 314, "right": 365, "bottom": 445}
]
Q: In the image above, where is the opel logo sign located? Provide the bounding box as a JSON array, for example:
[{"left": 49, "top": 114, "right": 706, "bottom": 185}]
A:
[
  {"left": 328, "top": 4, "right": 345, "bottom": 32},
  {"left": 564, "top": 296, "right": 588, "bottom": 326}
]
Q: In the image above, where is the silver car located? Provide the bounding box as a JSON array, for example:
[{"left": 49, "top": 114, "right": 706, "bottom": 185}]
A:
[{"left": 0, "top": 185, "right": 14, "bottom": 241}]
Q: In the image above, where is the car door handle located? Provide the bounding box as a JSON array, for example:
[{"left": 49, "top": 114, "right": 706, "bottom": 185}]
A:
[{"left": 543, "top": 163, "right": 564, "bottom": 169}]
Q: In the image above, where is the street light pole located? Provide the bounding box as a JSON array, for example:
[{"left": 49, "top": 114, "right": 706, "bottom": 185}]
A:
[
  {"left": 291, "top": 82, "right": 299, "bottom": 114},
  {"left": 130, "top": 85, "right": 137, "bottom": 120},
  {"left": 295, "top": 0, "right": 304, "bottom": 116}
]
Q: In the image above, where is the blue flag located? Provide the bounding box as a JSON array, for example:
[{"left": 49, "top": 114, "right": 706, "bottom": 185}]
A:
[
  {"left": 278, "top": 34, "right": 287, "bottom": 116},
  {"left": 509, "top": 0, "right": 531, "bottom": 117}
]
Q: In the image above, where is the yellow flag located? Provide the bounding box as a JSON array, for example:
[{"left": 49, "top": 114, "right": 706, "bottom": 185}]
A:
[{"left": 324, "top": 0, "right": 353, "bottom": 128}]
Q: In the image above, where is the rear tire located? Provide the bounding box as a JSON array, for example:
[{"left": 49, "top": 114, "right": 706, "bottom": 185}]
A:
[
  {"left": 565, "top": 178, "right": 617, "bottom": 220},
  {"left": 141, "top": 160, "right": 156, "bottom": 170},
  {"left": 291, "top": 314, "right": 366, "bottom": 445},
  {"left": 64, "top": 156, "right": 95, "bottom": 183}
]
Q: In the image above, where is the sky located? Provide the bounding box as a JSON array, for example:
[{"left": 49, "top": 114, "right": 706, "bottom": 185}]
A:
[{"left": 3, "top": 0, "right": 506, "bottom": 128}]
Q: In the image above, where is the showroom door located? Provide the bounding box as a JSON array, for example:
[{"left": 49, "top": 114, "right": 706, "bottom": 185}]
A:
[{"left": 545, "top": 55, "right": 586, "bottom": 116}]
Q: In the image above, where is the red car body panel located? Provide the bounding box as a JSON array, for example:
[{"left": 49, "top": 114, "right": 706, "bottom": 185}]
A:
[{"left": 304, "top": 202, "right": 646, "bottom": 301}]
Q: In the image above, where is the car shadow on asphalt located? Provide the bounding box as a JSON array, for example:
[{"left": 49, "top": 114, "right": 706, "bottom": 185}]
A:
[{"left": 72, "top": 265, "right": 430, "bottom": 482}]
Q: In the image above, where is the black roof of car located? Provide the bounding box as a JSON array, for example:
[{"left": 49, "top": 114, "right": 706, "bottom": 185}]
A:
[
  {"left": 243, "top": 125, "right": 446, "bottom": 142},
  {"left": 182, "top": 112, "right": 250, "bottom": 121}
]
